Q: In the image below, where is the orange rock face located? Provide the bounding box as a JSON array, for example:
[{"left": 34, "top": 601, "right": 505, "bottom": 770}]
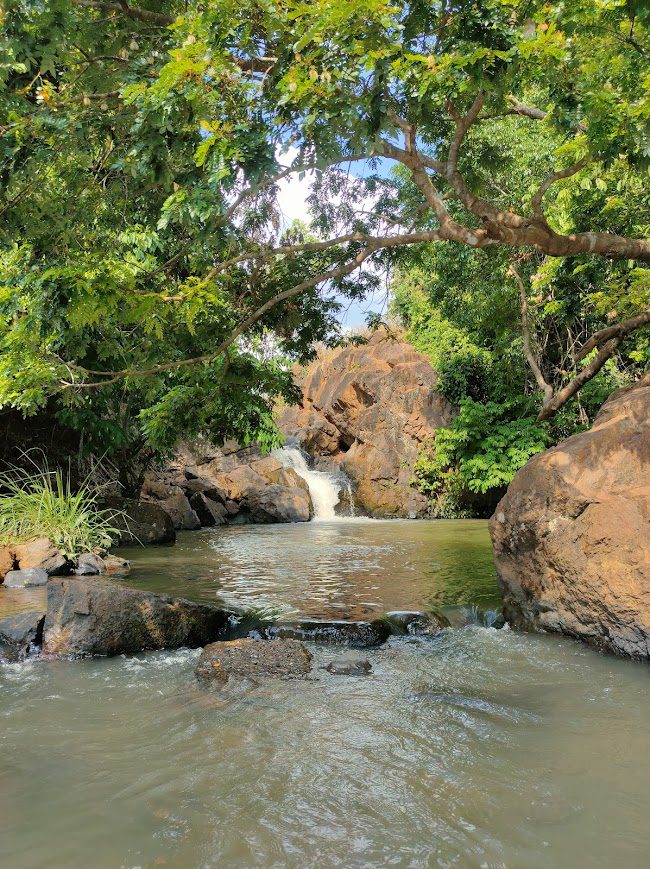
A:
[
  {"left": 490, "top": 376, "right": 650, "bottom": 659},
  {"left": 277, "top": 330, "right": 452, "bottom": 517}
]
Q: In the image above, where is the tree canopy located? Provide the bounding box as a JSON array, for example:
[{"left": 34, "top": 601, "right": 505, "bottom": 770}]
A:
[{"left": 1, "top": 0, "right": 648, "bottom": 483}]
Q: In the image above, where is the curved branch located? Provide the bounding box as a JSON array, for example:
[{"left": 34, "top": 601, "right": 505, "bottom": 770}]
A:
[
  {"left": 575, "top": 310, "right": 650, "bottom": 361},
  {"left": 537, "top": 337, "right": 622, "bottom": 421},
  {"left": 531, "top": 157, "right": 589, "bottom": 221}
]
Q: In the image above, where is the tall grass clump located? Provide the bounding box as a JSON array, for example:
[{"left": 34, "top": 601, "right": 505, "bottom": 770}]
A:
[{"left": 0, "top": 466, "right": 120, "bottom": 559}]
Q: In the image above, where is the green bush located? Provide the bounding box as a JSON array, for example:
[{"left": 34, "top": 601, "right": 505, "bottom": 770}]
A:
[{"left": 0, "top": 467, "right": 120, "bottom": 559}]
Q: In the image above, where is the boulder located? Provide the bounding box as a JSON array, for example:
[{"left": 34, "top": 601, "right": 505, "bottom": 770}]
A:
[
  {"left": 261, "top": 618, "right": 392, "bottom": 647},
  {"left": 324, "top": 655, "right": 372, "bottom": 675},
  {"left": 43, "top": 576, "right": 232, "bottom": 657},
  {"left": 277, "top": 329, "right": 453, "bottom": 517},
  {"left": 73, "top": 552, "right": 105, "bottom": 576},
  {"left": 4, "top": 568, "right": 49, "bottom": 588},
  {"left": 196, "top": 638, "right": 312, "bottom": 682},
  {"left": 13, "top": 538, "right": 68, "bottom": 575},
  {"left": 246, "top": 484, "right": 312, "bottom": 523},
  {"left": 158, "top": 492, "right": 201, "bottom": 530},
  {"left": 103, "top": 554, "right": 130, "bottom": 577},
  {"left": 189, "top": 492, "right": 228, "bottom": 527},
  {"left": 490, "top": 377, "right": 650, "bottom": 659},
  {"left": 109, "top": 499, "right": 176, "bottom": 546},
  {"left": 0, "top": 610, "right": 46, "bottom": 660}
]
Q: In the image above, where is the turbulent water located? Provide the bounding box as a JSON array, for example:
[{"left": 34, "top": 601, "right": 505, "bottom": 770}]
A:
[
  {"left": 274, "top": 446, "right": 354, "bottom": 520},
  {"left": 2, "top": 520, "right": 650, "bottom": 868}
]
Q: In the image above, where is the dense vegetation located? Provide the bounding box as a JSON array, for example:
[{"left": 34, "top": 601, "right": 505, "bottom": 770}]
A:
[
  {"left": 390, "top": 116, "right": 648, "bottom": 515},
  {"left": 1, "top": 0, "right": 648, "bottom": 498}
]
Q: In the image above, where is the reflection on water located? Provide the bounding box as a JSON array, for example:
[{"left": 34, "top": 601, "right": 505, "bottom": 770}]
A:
[
  {"left": 3, "top": 519, "right": 650, "bottom": 868},
  {"left": 120, "top": 519, "right": 500, "bottom": 619}
]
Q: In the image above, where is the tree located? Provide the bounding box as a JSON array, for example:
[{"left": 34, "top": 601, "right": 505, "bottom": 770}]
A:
[{"left": 1, "top": 0, "right": 648, "bottom": 435}]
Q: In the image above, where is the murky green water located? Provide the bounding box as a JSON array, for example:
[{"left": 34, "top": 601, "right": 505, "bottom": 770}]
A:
[
  {"left": 120, "top": 519, "right": 501, "bottom": 619},
  {"left": 2, "top": 520, "right": 650, "bottom": 868}
]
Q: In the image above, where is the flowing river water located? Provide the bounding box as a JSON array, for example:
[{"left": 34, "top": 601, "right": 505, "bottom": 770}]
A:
[{"left": 2, "top": 479, "right": 650, "bottom": 866}]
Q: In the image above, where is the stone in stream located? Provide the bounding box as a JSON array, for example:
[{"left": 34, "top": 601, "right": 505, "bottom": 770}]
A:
[
  {"left": 73, "top": 552, "right": 105, "bottom": 576},
  {"left": 259, "top": 618, "right": 392, "bottom": 648},
  {"left": 324, "top": 655, "right": 372, "bottom": 676},
  {"left": 3, "top": 568, "right": 49, "bottom": 588},
  {"left": 0, "top": 610, "right": 46, "bottom": 660},
  {"left": 196, "top": 638, "right": 313, "bottom": 683},
  {"left": 43, "top": 576, "right": 233, "bottom": 657},
  {"left": 384, "top": 610, "right": 450, "bottom": 636}
]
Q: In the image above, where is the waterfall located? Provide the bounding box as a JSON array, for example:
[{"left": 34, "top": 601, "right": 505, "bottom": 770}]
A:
[{"left": 274, "top": 446, "right": 354, "bottom": 521}]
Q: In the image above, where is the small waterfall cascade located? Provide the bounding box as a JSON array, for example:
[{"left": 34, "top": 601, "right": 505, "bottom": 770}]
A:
[{"left": 274, "top": 446, "right": 354, "bottom": 521}]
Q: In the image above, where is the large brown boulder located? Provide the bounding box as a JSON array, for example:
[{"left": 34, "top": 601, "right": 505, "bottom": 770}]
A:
[
  {"left": 44, "top": 576, "right": 231, "bottom": 657},
  {"left": 277, "top": 330, "right": 452, "bottom": 517},
  {"left": 490, "top": 377, "right": 650, "bottom": 659}
]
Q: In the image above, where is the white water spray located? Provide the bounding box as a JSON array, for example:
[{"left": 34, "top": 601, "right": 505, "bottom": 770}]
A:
[{"left": 274, "top": 446, "right": 354, "bottom": 521}]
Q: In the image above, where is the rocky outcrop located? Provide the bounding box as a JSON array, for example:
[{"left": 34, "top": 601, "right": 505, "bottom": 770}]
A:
[
  {"left": 196, "top": 638, "right": 313, "bottom": 683},
  {"left": 142, "top": 440, "right": 312, "bottom": 526},
  {"left": 490, "top": 376, "right": 650, "bottom": 659},
  {"left": 277, "top": 330, "right": 452, "bottom": 517},
  {"left": 43, "top": 576, "right": 232, "bottom": 657}
]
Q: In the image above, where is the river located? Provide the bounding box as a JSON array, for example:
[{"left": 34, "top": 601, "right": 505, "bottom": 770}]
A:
[{"left": 2, "top": 518, "right": 650, "bottom": 868}]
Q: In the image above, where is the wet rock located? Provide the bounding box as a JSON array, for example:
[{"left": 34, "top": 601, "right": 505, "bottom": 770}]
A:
[
  {"left": 0, "top": 610, "right": 45, "bottom": 660},
  {"left": 103, "top": 554, "right": 130, "bottom": 577},
  {"left": 13, "top": 538, "right": 68, "bottom": 575},
  {"left": 196, "top": 638, "right": 312, "bottom": 683},
  {"left": 384, "top": 610, "right": 450, "bottom": 636},
  {"left": 4, "top": 568, "right": 49, "bottom": 588},
  {"left": 261, "top": 619, "right": 391, "bottom": 647},
  {"left": 247, "top": 484, "right": 312, "bottom": 523},
  {"left": 324, "top": 655, "right": 372, "bottom": 675},
  {"left": 189, "top": 492, "right": 228, "bottom": 527},
  {"left": 490, "top": 375, "right": 650, "bottom": 660},
  {"left": 73, "top": 552, "right": 105, "bottom": 575},
  {"left": 109, "top": 499, "right": 176, "bottom": 546},
  {"left": 159, "top": 491, "right": 201, "bottom": 531},
  {"left": 43, "top": 576, "right": 231, "bottom": 657}
]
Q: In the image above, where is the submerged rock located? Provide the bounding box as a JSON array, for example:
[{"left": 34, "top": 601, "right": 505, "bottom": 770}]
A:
[
  {"left": 0, "top": 609, "right": 45, "bottom": 660},
  {"left": 384, "top": 610, "right": 450, "bottom": 636},
  {"left": 324, "top": 655, "right": 372, "bottom": 676},
  {"left": 261, "top": 619, "right": 391, "bottom": 647},
  {"left": 196, "top": 638, "right": 313, "bottom": 683},
  {"left": 43, "top": 576, "right": 231, "bottom": 657},
  {"left": 490, "top": 376, "right": 650, "bottom": 660},
  {"left": 4, "top": 568, "right": 49, "bottom": 588}
]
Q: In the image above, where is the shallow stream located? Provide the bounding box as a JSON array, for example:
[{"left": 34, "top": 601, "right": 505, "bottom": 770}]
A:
[{"left": 2, "top": 520, "right": 649, "bottom": 867}]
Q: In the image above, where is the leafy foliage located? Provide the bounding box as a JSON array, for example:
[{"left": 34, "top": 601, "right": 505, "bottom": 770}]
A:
[
  {"left": 0, "top": 466, "right": 120, "bottom": 558},
  {"left": 0, "top": 0, "right": 648, "bottom": 490}
]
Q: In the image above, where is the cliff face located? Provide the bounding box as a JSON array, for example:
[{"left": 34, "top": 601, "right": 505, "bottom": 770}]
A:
[
  {"left": 277, "top": 330, "right": 453, "bottom": 517},
  {"left": 490, "top": 376, "right": 650, "bottom": 659}
]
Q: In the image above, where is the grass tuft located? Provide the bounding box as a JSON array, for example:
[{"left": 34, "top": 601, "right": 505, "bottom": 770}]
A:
[{"left": 0, "top": 465, "right": 121, "bottom": 559}]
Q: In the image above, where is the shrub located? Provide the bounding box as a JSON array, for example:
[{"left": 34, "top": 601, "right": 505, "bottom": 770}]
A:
[{"left": 0, "top": 466, "right": 120, "bottom": 559}]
